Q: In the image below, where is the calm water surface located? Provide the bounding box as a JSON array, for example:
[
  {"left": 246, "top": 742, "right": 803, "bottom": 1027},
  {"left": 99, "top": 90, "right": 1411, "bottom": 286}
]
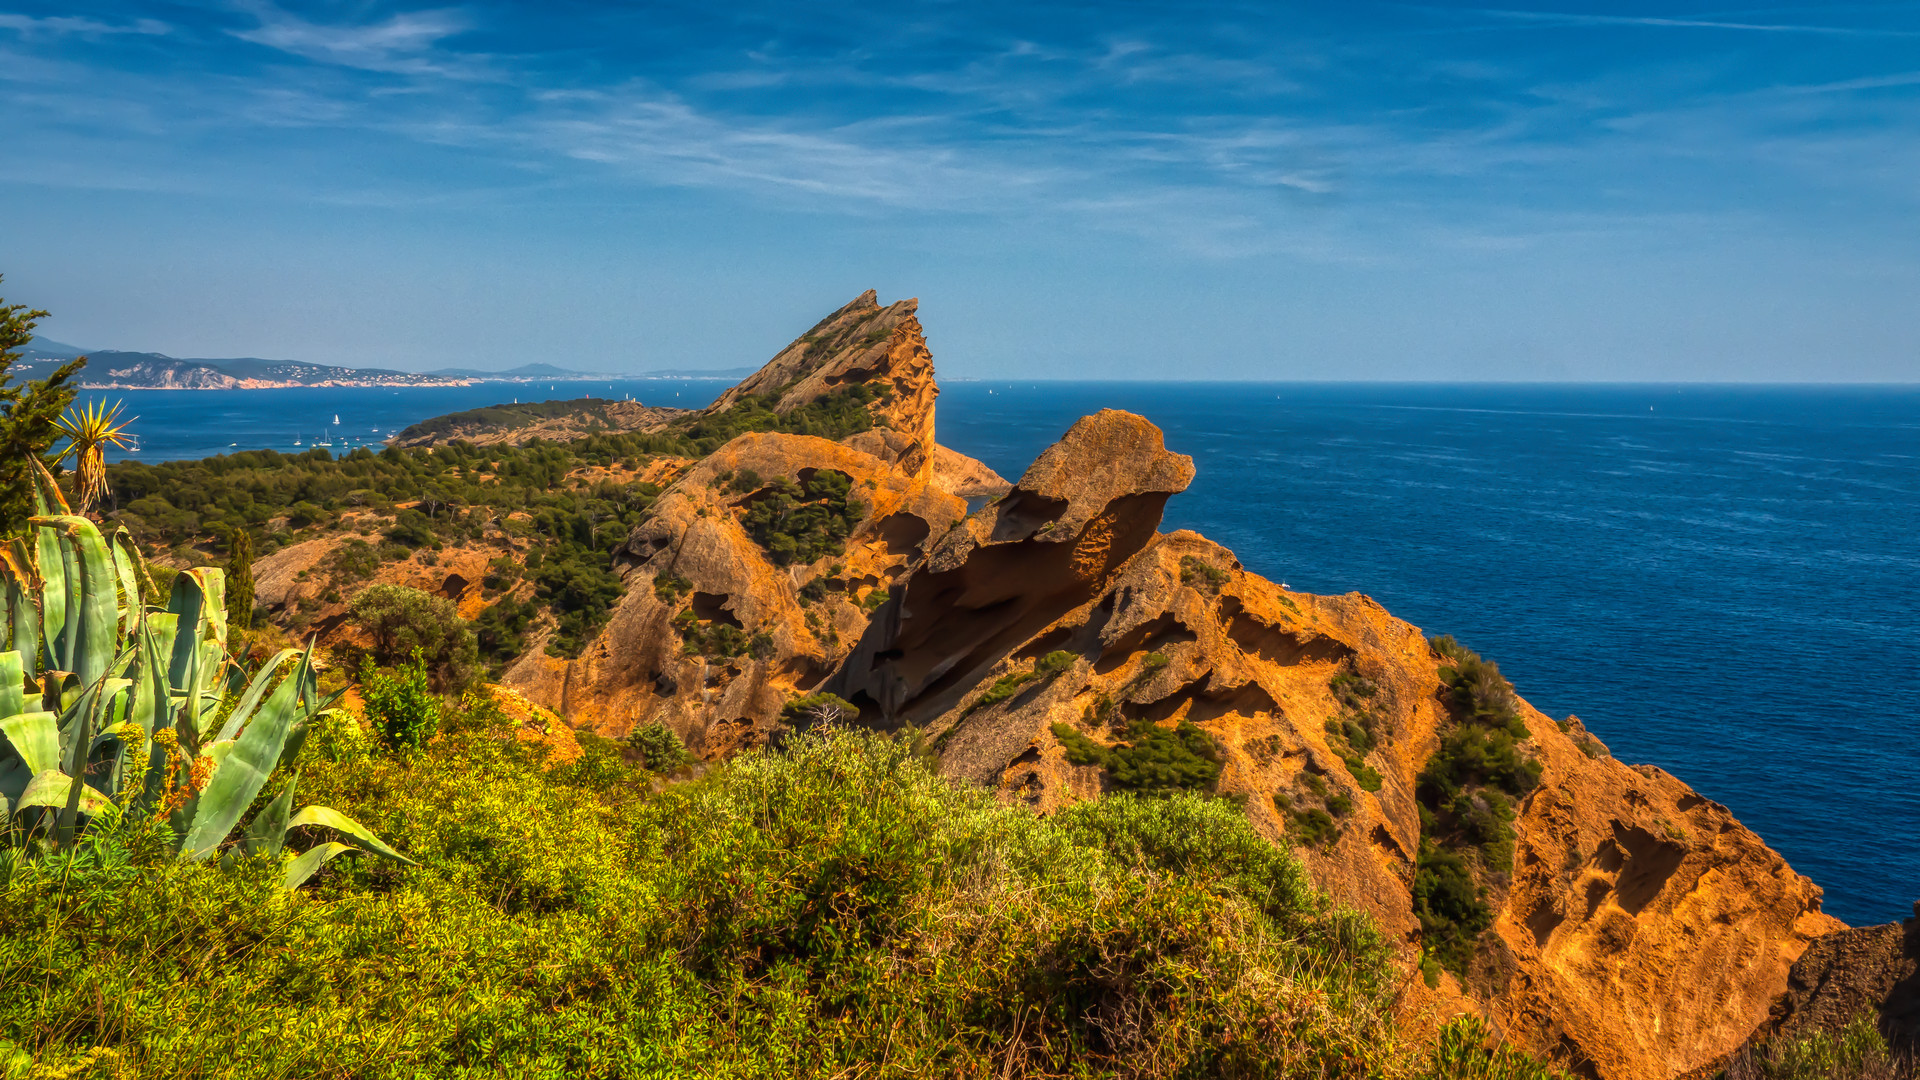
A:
[{"left": 102, "top": 380, "right": 1920, "bottom": 925}]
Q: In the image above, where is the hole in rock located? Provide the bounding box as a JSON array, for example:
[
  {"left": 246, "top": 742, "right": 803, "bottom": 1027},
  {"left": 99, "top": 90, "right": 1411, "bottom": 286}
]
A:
[
  {"left": 691, "top": 592, "right": 743, "bottom": 628},
  {"left": 1014, "top": 626, "right": 1078, "bottom": 663},
  {"left": 873, "top": 512, "right": 932, "bottom": 558},
  {"left": 1095, "top": 614, "right": 1198, "bottom": 675},
  {"left": 1611, "top": 823, "right": 1686, "bottom": 916},
  {"left": 1526, "top": 900, "right": 1565, "bottom": 949},
  {"left": 1121, "top": 672, "right": 1277, "bottom": 727},
  {"left": 1219, "top": 596, "right": 1353, "bottom": 666},
  {"left": 988, "top": 489, "right": 1070, "bottom": 542},
  {"left": 439, "top": 573, "right": 469, "bottom": 600}
]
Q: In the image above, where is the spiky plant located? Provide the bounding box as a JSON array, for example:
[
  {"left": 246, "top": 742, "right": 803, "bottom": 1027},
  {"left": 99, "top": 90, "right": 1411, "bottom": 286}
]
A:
[{"left": 54, "top": 399, "right": 136, "bottom": 514}]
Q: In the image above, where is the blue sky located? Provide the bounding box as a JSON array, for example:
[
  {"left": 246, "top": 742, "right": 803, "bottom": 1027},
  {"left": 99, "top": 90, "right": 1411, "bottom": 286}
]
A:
[{"left": 1, "top": 2, "right": 1916, "bottom": 379}]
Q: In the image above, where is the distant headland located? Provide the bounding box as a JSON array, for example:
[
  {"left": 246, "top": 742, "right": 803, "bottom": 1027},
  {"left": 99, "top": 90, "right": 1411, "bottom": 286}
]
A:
[{"left": 17, "top": 336, "right": 750, "bottom": 389}]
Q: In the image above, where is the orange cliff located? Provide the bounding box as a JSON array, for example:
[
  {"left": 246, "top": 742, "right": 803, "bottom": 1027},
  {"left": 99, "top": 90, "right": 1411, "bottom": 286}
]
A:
[{"left": 499, "top": 291, "right": 1845, "bottom": 1080}]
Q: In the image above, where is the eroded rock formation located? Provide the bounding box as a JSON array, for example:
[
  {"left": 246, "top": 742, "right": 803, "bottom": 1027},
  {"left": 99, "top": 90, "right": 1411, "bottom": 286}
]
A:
[
  {"left": 502, "top": 291, "right": 1002, "bottom": 751},
  {"left": 503, "top": 290, "right": 1849, "bottom": 1080},
  {"left": 831, "top": 403, "right": 1842, "bottom": 1080}
]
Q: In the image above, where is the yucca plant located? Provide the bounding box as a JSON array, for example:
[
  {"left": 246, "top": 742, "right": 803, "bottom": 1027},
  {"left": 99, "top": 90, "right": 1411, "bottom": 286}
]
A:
[
  {"left": 0, "top": 463, "right": 410, "bottom": 887},
  {"left": 53, "top": 398, "right": 136, "bottom": 514}
]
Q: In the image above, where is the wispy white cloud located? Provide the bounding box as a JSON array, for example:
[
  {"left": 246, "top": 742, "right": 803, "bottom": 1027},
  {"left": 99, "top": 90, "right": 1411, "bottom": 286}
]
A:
[
  {"left": 1464, "top": 7, "right": 1920, "bottom": 37},
  {"left": 0, "top": 12, "right": 167, "bottom": 37},
  {"left": 228, "top": 2, "right": 484, "bottom": 77}
]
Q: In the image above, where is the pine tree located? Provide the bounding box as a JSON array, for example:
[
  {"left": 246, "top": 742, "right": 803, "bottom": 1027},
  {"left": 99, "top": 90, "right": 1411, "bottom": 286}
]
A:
[
  {"left": 0, "top": 275, "right": 85, "bottom": 530},
  {"left": 227, "top": 527, "right": 256, "bottom": 632}
]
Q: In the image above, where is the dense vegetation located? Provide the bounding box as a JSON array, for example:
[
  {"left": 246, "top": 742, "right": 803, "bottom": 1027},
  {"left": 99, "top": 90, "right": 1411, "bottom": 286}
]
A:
[
  {"left": 1414, "top": 636, "right": 1546, "bottom": 983},
  {"left": 0, "top": 714, "right": 1441, "bottom": 1079}
]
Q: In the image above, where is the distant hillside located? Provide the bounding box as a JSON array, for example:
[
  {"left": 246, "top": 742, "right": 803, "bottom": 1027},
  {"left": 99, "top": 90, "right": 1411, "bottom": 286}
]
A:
[
  {"left": 393, "top": 397, "right": 690, "bottom": 447},
  {"left": 427, "top": 362, "right": 616, "bottom": 380},
  {"left": 10, "top": 343, "right": 618, "bottom": 389},
  {"left": 22, "top": 336, "right": 87, "bottom": 361}
]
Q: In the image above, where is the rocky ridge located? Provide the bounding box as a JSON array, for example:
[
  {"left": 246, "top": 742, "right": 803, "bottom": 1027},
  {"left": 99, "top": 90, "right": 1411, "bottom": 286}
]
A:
[{"left": 501, "top": 291, "right": 1863, "bottom": 1080}]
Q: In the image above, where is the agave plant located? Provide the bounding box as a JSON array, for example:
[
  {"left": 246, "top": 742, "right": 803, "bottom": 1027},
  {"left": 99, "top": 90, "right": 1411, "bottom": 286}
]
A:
[
  {"left": 53, "top": 398, "right": 137, "bottom": 514},
  {"left": 0, "top": 464, "right": 411, "bottom": 887}
]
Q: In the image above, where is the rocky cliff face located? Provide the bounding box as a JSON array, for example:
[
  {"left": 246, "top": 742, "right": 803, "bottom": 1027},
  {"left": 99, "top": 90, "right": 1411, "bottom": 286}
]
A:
[
  {"left": 501, "top": 292, "right": 1005, "bottom": 751},
  {"left": 828, "top": 405, "right": 1840, "bottom": 1080},
  {"left": 506, "top": 292, "right": 1843, "bottom": 1080}
]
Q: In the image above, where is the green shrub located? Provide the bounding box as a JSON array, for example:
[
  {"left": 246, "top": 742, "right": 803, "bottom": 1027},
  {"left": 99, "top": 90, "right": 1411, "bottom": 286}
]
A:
[
  {"left": 624, "top": 721, "right": 694, "bottom": 774},
  {"left": 1423, "top": 1015, "right": 1578, "bottom": 1080},
  {"left": 781, "top": 692, "right": 860, "bottom": 726},
  {"left": 1178, "top": 554, "right": 1230, "bottom": 592},
  {"left": 740, "top": 470, "right": 864, "bottom": 566},
  {"left": 359, "top": 654, "right": 441, "bottom": 753},
  {"left": 1033, "top": 649, "right": 1077, "bottom": 676},
  {"left": 653, "top": 573, "right": 692, "bottom": 603},
  {"left": 1725, "top": 1013, "right": 1899, "bottom": 1080},
  {"left": 1107, "top": 719, "right": 1222, "bottom": 793},
  {"left": 1051, "top": 722, "right": 1111, "bottom": 767},
  {"left": 1291, "top": 806, "right": 1340, "bottom": 849},
  {"left": 1413, "top": 839, "right": 1493, "bottom": 980},
  {"left": 306, "top": 707, "right": 373, "bottom": 764},
  {"left": 1415, "top": 636, "right": 1547, "bottom": 976},
  {"left": 326, "top": 537, "right": 380, "bottom": 583},
  {"left": 349, "top": 583, "right": 481, "bottom": 693},
  {"left": 385, "top": 508, "right": 437, "bottom": 547}
]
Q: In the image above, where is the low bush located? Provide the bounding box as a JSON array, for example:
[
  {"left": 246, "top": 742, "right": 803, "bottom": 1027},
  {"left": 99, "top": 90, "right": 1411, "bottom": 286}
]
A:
[
  {"left": 624, "top": 721, "right": 693, "bottom": 774},
  {"left": 1723, "top": 1013, "right": 1906, "bottom": 1080},
  {"left": 1053, "top": 718, "right": 1222, "bottom": 795},
  {"left": 1415, "top": 635, "right": 1548, "bottom": 978},
  {"left": 1178, "top": 554, "right": 1230, "bottom": 593},
  {"left": 1413, "top": 839, "right": 1493, "bottom": 983},
  {"left": 349, "top": 582, "right": 482, "bottom": 693},
  {"left": 359, "top": 653, "right": 442, "bottom": 753}
]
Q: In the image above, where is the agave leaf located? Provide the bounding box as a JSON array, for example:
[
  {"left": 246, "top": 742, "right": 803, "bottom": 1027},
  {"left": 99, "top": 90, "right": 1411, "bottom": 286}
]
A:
[
  {"left": 1, "top": 544, "right": 37, "bottom": 678},
  {"left": 216, "top": 649, "right": 296, "bottom": 744},
  {"left": 28, "top": 516, "right": 117, "bottom": 690},
  {"left": 165, "top": 571, "right": 209, "bottom": 692},
  {"left": 0, "top": 712, "right": 59, "bottom": 776},
  {"left": 0, "top": 651, "right": 24, "bottom": 719},
  {"left": 283, "top": 841, "right": 357, "bottom": 890},
  {"left": 36, "top": 521, "right": 66, "bottom": 675},
  {"left": 287, "top": 803, "right": 415, "bottom": 865},
  {"left": 16, "top": 768, "right": 114, "bottom": 815},
  {"left": 109, "top": 530, "right": 142, "bottom": 641},
  {"left": 56, "top": 675, "right": 107, "bottom": 845},
  {"left": 246, "top": 776, "right": 298, "bottom": 857},
  {"left": 178, "top": 649, "right": 309, "bottom": 862},
  {"left": 29, "top": 457, "right": 72, "bottom": 516}
]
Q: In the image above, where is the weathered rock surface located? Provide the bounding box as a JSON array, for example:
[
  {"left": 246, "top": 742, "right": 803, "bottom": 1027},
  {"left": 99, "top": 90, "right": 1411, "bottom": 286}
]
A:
[
  {"left": 1738, "top": 903, "right": 1919, "bottom": 1057},
  {"left": 502, "top": 432, "right": 966, "bottom": 751},
  {"left": 831, "top": 406, "right": 1842, "bottom": 1080},
  {"left": 502, "top": 291, "right": 987, "bottom": 752}
]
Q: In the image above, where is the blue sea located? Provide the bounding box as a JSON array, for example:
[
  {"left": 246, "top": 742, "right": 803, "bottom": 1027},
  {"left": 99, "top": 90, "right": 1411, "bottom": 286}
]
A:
[{"left": 100, "top": 380, "right": 1920, "bottom": 926}]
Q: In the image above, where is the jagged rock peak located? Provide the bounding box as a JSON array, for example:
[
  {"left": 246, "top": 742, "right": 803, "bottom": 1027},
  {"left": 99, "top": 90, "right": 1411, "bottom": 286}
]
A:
[
  {"left": 708, "top": 290, "right": 938, "bottom": 477},
  {"left": 1012, "top": 408, "right": 1194, "bottom": 535},
  {"left": 838, "top": 410, "right": 1195, "bottom": 724},
  {"left": 927, "top": 409, "right": 1194, "bottom": 573}
]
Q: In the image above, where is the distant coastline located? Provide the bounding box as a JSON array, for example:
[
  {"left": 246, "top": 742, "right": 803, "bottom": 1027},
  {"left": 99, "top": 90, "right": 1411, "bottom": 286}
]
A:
[{"left": 19, "top": 338, "right": 754, "bottom": 390}]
